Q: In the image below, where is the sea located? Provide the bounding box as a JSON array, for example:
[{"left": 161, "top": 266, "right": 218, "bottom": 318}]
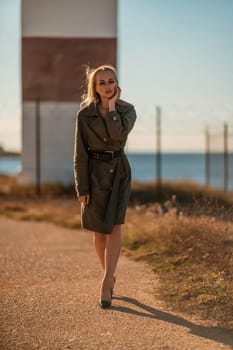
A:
[{"left": 0, "top": 153, "right": 233, "bottom": 191}]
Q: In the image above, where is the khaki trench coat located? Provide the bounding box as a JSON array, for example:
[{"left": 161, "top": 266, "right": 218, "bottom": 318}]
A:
[{"left": 73, "top": 99, "right": 137, "bottom": 234}]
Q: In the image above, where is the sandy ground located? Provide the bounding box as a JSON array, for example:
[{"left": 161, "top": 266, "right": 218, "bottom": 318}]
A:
[{"left": 0, "top": 216, "right": 233, "bottom": 350}]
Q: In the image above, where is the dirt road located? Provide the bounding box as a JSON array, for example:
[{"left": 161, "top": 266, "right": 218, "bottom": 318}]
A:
[{"left": 0, "top": 217, "right": 232, "bottom": 350}]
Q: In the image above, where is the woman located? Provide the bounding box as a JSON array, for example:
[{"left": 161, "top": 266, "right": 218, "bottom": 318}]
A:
[{"left": 73, "top": 65, "right": 137, "bottom": 308}]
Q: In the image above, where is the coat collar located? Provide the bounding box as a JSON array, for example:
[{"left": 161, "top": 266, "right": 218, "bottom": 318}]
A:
[
  {"left": 83, "top": 103, "right": 106, "bottom": 139},
  {"left": 81, "top": 100, "right": 131, "bottom": 118},
  {"left": 79, "top": 100, "right": 133, "bottom": 140}
]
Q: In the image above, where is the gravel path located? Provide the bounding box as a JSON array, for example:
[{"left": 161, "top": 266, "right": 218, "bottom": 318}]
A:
[{"left": 0, "top": 217, "right": 232, "bottom": 350}]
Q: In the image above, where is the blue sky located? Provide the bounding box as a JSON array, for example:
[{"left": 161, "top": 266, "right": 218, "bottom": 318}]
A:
[
  {"left": 0, "top": 0, "right": 21, "bottom": 151},
  {"left": 0, "top": 0, "right": 233, "bottom": 152},
  {"left": 118, "top": 0, "right": 233, "bottom": 151}
]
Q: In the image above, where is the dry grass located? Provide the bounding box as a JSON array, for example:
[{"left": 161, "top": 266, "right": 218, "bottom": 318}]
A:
[
  {"left": 0, "top": 174, "right": 81, "bottom": 228},
  {"left": 1, "top": 174, "right": 233, "bottom": 327},
  {"left": 130, "top": 180, "right": 233, "bottom": 221},
  {"left": 124, "top": 202, "right": 233, "bottom": 328},
  {"left": 0, "top": 174, "right": 74, "bottom": 198},
  {"left": 0, "top": 197, "right": 81, "bottom": 229}
]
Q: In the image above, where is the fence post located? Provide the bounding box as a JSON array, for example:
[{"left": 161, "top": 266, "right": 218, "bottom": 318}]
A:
[
  {"left": 223, "top": 123, "right": 228, "bottom": 192},
  {"left": 156, "top": 106, "right": 162, "bottom": 200},
  {"left": 205, "top": 127, "right": 210, "bottom": 187},
  {"left": 35, "top": 99, "right": 41, "bottom": 196}
]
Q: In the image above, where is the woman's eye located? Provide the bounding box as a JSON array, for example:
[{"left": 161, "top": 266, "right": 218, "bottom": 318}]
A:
[{"left": 99, "top": 82, "right": 105, "bottom": 85}]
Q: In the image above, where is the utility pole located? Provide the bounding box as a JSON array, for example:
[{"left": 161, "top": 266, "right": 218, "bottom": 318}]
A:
[
  {"left": 35, "top": 99, "right": 41, "bottom": 196},
  {"left": 205, "top": 127, "right": 210, "bottom": 187},
  {"left": 223, "top": 123, "right": 228, "bottom": 192},
  {"left": 156, "top": 106, "right": 162, "bottom": 201}
]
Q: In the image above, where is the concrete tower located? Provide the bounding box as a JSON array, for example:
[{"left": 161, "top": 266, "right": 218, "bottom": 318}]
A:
[{"left": 20, "top": 0, "right": 117, "bottom": 184}]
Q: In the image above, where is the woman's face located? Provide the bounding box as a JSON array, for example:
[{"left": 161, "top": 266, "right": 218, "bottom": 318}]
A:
[{"left": 95, "top": 70, "right": 118, "bottom": 100}]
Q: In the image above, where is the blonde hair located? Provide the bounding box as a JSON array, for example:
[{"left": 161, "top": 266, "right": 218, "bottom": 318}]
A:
[{"left": 80, "top": 65, "right": 118, "bottom": 108}]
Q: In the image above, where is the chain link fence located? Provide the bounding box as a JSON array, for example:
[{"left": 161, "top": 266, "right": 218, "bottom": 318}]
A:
[
  {"left": 128, "top": 106, "right": 233, "bottom": 192},
  {"left": 1, "top": 105, "right": 232, "bottom": 193}
]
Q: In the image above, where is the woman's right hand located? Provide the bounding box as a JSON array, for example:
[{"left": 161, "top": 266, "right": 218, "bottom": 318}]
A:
[
  {"left": 109, "top": 86, "right": 121, "bottom": 111},
  {"left": 79, "top": 194, "right": 90, "bottom": 205}
]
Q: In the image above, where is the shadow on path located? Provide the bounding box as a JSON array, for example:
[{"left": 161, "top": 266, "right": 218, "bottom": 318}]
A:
[{"left": 112, "top": 295, "right": 233, "bottom": 347}]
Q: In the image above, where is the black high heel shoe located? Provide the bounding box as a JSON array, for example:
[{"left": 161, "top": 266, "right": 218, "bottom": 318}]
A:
[
  {"left": 99, "top": 299, "right": 112, "bottom": 309},
  {"left": 99, "top": 288, "right": 112, "bottom": 308}
]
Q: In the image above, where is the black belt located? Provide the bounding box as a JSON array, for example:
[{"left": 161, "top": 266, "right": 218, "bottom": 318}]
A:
[{"left": 88, "top": 149, "right": 122, "bottom": 161}]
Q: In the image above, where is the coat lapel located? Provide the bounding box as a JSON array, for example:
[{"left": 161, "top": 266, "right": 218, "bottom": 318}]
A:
[{"left": 86, "top": 103, "right": 109, "bottom": 140}]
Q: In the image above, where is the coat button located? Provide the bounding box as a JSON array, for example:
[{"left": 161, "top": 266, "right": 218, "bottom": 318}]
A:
[
  {"left": 113, "top": 116, "right": 117, "bottom": 121},
  {"left": 109, "top": 169, "right": 114, "bottom": 173},
  {"left": 103, "top": 138, "right": 107, "bottom": 142}
]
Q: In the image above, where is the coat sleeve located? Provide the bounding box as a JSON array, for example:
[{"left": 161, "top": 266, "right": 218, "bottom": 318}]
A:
[
  {"left": 105, "top": 105, "right": 137, "bottom": 142},
  {"left": 73, "top": 112, "right": 90, "bottom": 197}
]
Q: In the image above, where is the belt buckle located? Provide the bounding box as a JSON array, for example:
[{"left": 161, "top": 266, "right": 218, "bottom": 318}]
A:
[{"left": 105, "top": 150, "right": 114, "bottom": 159}]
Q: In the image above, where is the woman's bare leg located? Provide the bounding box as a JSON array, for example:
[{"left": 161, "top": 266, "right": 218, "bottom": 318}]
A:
[
  {"left": 101, "top": 225, "right": 121, "bottom": 300},
  {"left": 93, "top": 232, "right": 106, "bottom": 270}
]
